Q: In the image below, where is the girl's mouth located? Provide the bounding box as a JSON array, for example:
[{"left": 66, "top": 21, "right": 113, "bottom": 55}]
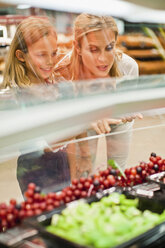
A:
[{"left": 40, "top": 67, "right": 52, "bottom": 73}]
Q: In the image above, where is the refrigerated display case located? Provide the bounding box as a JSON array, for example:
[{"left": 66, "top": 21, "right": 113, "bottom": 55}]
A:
[
  {"left": 0, "top": 75, "right": 165, "bottom": 247},
  {"left": 0, "top": 0, "right": 165, "bottom": 246}
]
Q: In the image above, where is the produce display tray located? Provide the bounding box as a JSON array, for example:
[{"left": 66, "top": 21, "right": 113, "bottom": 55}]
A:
[
  {"left": 24, "top": 188, "right": 165, "bottom": 248},
  {"left": 0, "top": 224, "right": 56, "bottom": 248},
  {"left": 147, "top": 171, "right": 165, "bottom": 190}
]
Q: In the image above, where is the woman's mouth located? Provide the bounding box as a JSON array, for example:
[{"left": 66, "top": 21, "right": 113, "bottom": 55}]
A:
[{"left": 97, "top": 65, "right": 109, "bottom": 71}]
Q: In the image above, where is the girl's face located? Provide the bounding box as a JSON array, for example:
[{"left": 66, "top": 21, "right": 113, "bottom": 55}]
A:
[
  {"left": 79, "top": 28, "right": 116, "bottom": 79},
  {"left": 23, "top": 33, "right": 57, "bottom": 83}
]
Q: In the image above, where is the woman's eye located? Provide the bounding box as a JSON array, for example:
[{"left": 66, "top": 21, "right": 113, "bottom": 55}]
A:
[{"left": 106, "top": 45, "right": 114, "bottom": 51}]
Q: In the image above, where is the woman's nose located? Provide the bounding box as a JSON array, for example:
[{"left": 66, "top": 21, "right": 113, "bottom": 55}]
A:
[{"left": 97, "top": 51, "right": 106, "bottom": 62}]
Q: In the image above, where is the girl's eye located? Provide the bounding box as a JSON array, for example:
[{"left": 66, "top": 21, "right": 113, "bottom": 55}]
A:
[
  {"left": 89, "top": 47, "right": 98, "bottom": 53},
  {"left": 37, "top": 53, "right": 46, "bottom": 57},
  {"left": 106, "top": 44, "right": 114, "bottom": 51},
  {"left": 52, "top": 52, "right": 57, "bottom": 57}
]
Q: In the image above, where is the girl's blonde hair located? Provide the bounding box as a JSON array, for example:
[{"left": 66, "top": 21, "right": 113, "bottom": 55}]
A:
[
  {"left": 67, "top": 13, "right": 122, "bottom": 80},
  {"left": 1, "top": 16, "right": 57, "bottom": 88}
]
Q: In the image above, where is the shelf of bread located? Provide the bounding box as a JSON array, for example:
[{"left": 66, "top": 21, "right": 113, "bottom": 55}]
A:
[
  {"left": 117, "top": 34, "right": 155, "bottom": 49},
  {"left": 117, "top": 33, "right": 165, "bottom": 75},
  {"left": 124, "top": 49, "right": 161, "bottom": 59},
  {"left": 137, "top": 60, "right": 165, "bottom": 75}
]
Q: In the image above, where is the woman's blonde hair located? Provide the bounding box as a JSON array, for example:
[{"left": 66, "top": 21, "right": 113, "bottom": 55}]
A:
[
  {"left": 68, "top": 13, "right": 122, "bottom": 80},
  {"left": 1, "top": 16, "right": 57, "bottom": 88}
]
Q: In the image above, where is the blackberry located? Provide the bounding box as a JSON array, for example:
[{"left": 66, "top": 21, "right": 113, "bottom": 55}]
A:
[
  {"left": 110, "top": 169, "right": 117, "bottom": 176},
  {"left": 93, "top": 179, "right": 100, "bottom": 187},
  {"left": 136, "top": 167, "right": 142, "bottom": 174},
  {"left": 153, "top": 164, "right": 159, "bottom": 171},
  {"left": 34, "top": 186, "right": 41, "bottom": 194},
  {"left": 151, "top": 152, "right": 156, "bottom": 157},
  {"left": 15, "top": 204, "right": 22, "bottom": 210}
]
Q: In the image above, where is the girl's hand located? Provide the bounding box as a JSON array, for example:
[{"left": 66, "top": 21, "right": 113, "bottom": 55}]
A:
[
  {"left": 121, "top": 113, "right": 143, "bottom": 123},
  {"left": 91, "top": 118, "right": 122, "bottom": 135}
]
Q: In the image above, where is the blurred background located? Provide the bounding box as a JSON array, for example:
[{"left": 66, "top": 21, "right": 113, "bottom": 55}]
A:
[{"left": 1, "top": 0, "right": 165, "bottom": 80}]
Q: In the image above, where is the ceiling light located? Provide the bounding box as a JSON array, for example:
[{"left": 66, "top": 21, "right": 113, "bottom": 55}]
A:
[{"left": 17, "top": 4, "right": 31, "bottom": 9}]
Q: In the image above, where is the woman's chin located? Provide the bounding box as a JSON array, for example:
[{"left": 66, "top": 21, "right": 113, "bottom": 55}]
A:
[{"left": 95, "top": 72, "right": 109, "bottom": 78}]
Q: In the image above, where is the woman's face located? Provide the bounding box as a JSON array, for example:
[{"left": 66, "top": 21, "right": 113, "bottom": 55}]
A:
[
  {"left": 23, "top": 33, "right": 57, "bottom": 83},
  {"left": 79, "top": 28, "right": 116, "bottom": 79}
]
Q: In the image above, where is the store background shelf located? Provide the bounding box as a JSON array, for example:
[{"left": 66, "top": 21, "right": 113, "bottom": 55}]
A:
[{"left": 117, "top": 33, "right": 165, "bottom": 75}]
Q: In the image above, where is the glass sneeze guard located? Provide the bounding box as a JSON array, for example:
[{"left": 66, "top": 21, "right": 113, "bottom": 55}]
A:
[{"left": 0, "top": 74, "right": 165, "bottom": 161}]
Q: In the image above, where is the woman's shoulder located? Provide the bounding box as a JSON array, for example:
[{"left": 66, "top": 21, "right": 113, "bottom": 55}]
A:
[
  {"left": 117, "top": 53, "right": 139, "bottom": 76},
  {"left": 121, "top": 53, "right": 138, "bottom": 66}
]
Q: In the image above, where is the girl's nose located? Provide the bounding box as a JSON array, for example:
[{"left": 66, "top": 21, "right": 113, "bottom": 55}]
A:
[{"left": 46, "top": 55, "right": 54, "bottom": 65}]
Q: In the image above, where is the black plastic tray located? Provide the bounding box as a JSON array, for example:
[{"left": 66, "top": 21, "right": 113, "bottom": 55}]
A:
[
  {"left": 0, "top": 224, "right": 57, "bottom": 248},
  {"left": 24, "top": 188, "right": 165, "bottom": 248},
  {"left": 147, "top": 171, "right": 165, "bottom": 190}
]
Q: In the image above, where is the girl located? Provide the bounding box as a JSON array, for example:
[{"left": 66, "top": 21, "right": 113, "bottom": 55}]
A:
[
  {"left": 2, "top": 16, "right": 59, "bottom": 88},
  {"left": 1, "top": 16, "right": 71, "bottom": 195}
]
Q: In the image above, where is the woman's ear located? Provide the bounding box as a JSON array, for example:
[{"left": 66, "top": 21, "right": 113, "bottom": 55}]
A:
[
  {"left": 73, "top": 40, "right": 81, "bottom": 55},
  {"left": 15, "top": 50, "right": 25, "bottom": 62}
]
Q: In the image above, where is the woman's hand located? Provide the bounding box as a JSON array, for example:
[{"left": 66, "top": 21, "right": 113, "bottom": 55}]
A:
[
  {"left": 91, "top": 118, "right": 122, "bottom": 135},
  {"left": 121, "top": 113, "right": 143, "bottom": 123},
  {"left": 91, "top": 113, "right": 143, "bottom": 135}
]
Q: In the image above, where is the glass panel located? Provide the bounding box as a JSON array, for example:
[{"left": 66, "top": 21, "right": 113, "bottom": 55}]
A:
[
  {"left": 0, "top": 76, "right": 165, "bottom": 164},
  {"left": 1, "top": 74, "right": 165, "bottom": 111},
  {"left": 0, "top": 111, "right": 165, "bottom": 204}
]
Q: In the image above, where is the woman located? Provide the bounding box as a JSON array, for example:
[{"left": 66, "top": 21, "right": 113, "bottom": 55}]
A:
[
  {"left": 1, "top": 16, "right": 71, "bottom": 195},
  {"left": 55, "top": 13, "right": 142, "bottom": 132},
  {"left": 55, "top": 13, "right": 142, "bottom": 171},
  {"left": 55, "top": 14, "right": 138, "bottom": 77}
]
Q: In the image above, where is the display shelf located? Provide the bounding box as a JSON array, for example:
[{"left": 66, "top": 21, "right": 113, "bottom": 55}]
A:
[
  {"left": 0, "top": 75, "right": 165, "bottom": 161},
  {"left": 0, "top": 75, "right": 165, "bottom": 204},
  {"left": 24, "top": 190, "right": 165, "bottom": 248}
]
